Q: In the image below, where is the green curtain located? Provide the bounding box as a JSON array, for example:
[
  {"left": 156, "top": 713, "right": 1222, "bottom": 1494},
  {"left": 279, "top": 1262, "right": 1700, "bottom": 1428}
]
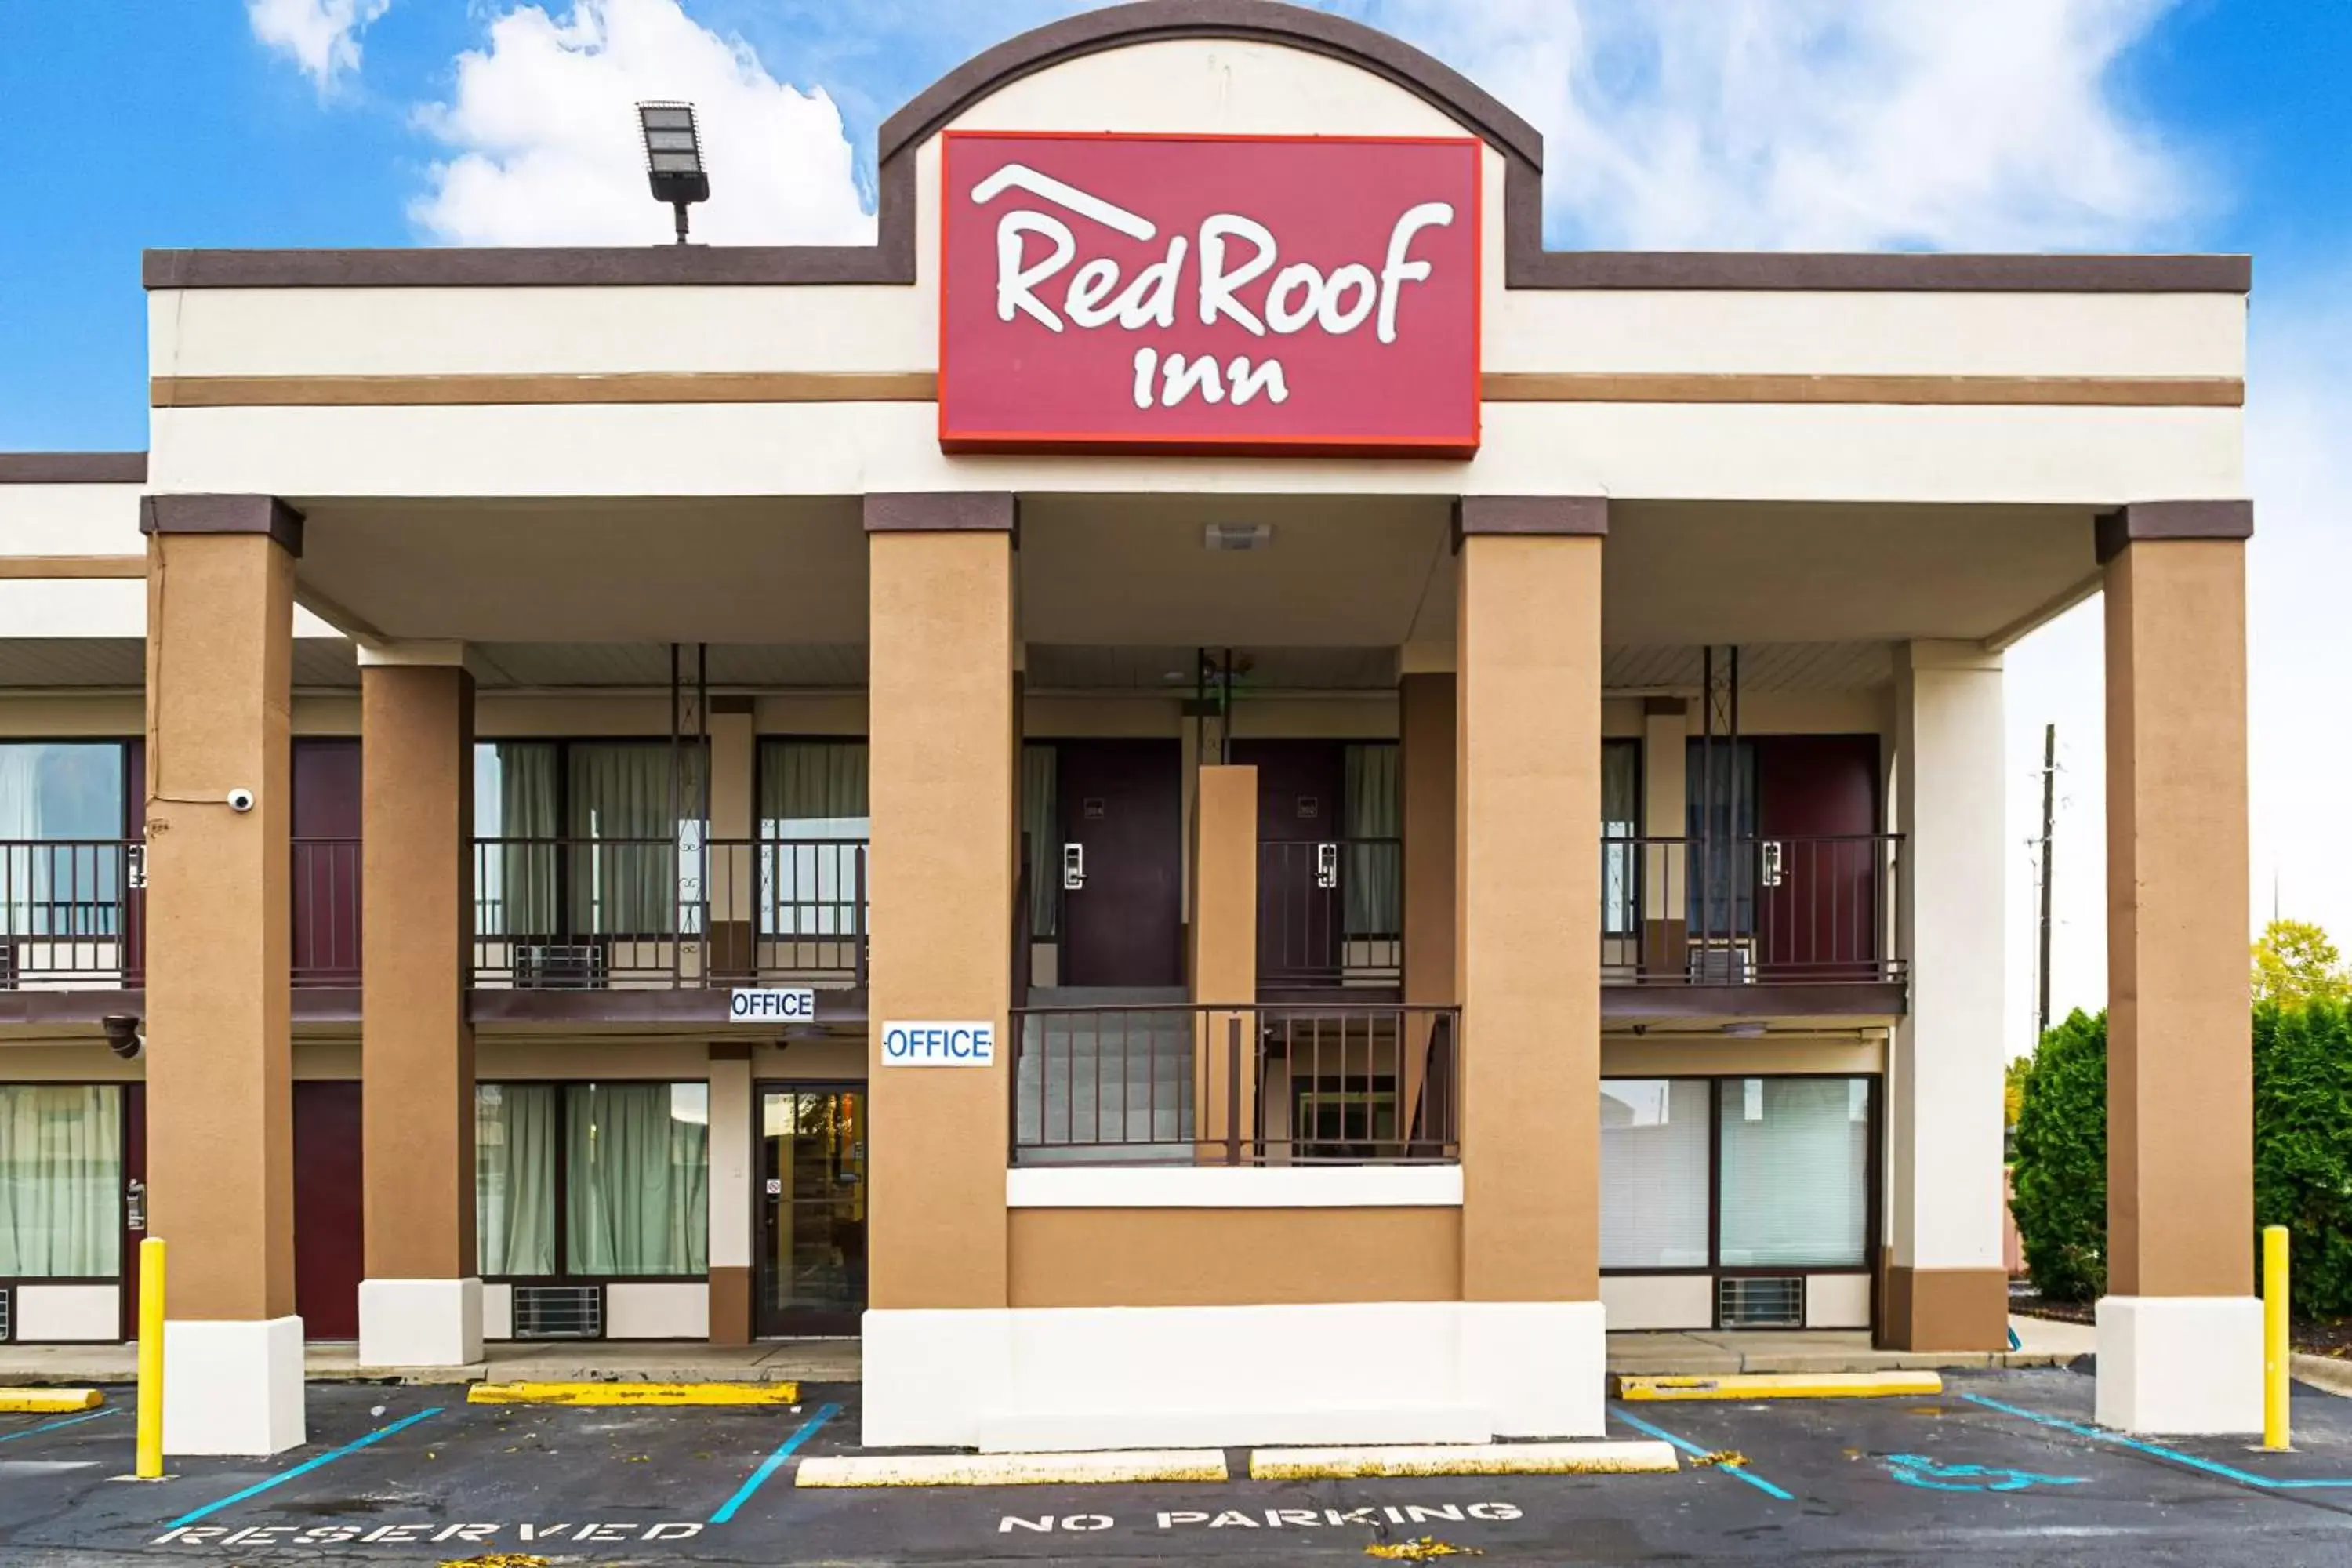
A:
[
  {"left": 1342, "top": 742, "right": 1399, "bottom": 936},
  {"left": 0, "top": 1085, "right": 121, "bottom": 1276},
  {"left": 474, "top": 1083, "right": 556, "bottom": 1276},
  {"left": 570, "top": 744, "right": 706, "bottom": 934},
  {"left": 1021, "top": 744, "right": 1058, "bottom": 939},
  {"left": 759, "top": 742, "right": 869, "bottom": 937},
  {"left": 564, "top": 1083, "right": 709, "bottom": 1276},
  {"left": 1602, "top": 740, "right": 1642, "bottom": 935}
]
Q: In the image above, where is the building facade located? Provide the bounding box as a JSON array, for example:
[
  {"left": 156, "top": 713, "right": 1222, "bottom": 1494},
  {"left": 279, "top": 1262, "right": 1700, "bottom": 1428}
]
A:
[{"left": 0, "top": 2, "right": 2258, "bottom": 1455}]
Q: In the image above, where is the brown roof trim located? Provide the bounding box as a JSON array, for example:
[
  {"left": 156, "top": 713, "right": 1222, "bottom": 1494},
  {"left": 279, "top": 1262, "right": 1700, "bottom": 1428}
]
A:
[
  {"left": 0, "top": 452, "right": 147, "bottom": 484},
  {"left": 1455, "top": 496, "right": 1608, "bottom": 545},
  {"left": 877, "top": 0, "right": 1542, "bottom": 169},
  {"left": 136, "top": 2, "right": 2249, "bottom": 297},
  {"left": 139, "top": 494, "right": 305, "bottom": 557},
  {"left": 2095, "top": 499, "right": 2254, "bottom": 564},
  {"left": 864, "top": 492, "right": 1018, "bottom": 536}
]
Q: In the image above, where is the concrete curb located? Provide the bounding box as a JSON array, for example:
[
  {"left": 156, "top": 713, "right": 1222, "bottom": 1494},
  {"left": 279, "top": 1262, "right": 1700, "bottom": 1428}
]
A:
[
  {"left": 468, "top": 1381, "right": 804, "bottom": 1406},
  {"left": 1250, "top": 1440, "right": 1679, "bottom": 1479},
  {"left": 2292, "top": 1354, "right": 2352, "bottom": 1398},
  {"left": 0, "top": 1388, "right": 102, "bottom": 1414},
  {"left": 1618, "top": 1371, "right": 1942, "bottom": 1402},
  {"left": 797, "top": 1450, "right": 1229, "bottom": 1488}
]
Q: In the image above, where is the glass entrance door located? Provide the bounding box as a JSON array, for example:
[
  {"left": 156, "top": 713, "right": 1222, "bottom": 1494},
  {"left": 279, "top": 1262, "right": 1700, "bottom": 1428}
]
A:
[{"left": 755, "top": 1086, "right": 866, "bottom": 1337}]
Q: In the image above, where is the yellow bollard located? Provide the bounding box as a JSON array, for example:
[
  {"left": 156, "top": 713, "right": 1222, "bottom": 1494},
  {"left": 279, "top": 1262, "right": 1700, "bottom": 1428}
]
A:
[
  {"left": 136, "top": 1236, "right": 165, "bottom": 1479},
  {"left": 2263, "top": 1224, "right": 2291, "bottom": 1452}
]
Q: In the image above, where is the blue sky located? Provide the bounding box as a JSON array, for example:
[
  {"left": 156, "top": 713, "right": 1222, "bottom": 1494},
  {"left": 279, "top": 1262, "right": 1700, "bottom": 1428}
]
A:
[
  {"left": 2, "top": 0, "right": 2348, "bottom": 1033},
  {"left": 2, "top": 0, "right": 2343, "bottom": 451}
]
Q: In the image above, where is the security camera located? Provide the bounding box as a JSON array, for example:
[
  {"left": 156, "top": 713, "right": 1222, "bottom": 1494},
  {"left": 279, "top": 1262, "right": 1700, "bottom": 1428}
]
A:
[
  {"left": 101, "top": 1014, "right": 143, "bottom": 1061},
  {"left": 225, "top": 787, "right": 256, "bottom": 813}
]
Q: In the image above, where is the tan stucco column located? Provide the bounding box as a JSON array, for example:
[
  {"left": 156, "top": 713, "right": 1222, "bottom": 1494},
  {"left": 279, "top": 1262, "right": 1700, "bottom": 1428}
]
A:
[
  {"left": 1883, "top": 641, "right": 2009, "bottom": 1351},
  {"left": 138, "top": 495, "right": 305, "bottom": 1455},
  {"left": 1453, "top": 497, "right": 1607, "bottom": 1436},
  {"left": 2095, "top": 501, "right": 2260, "bottom": 1434},
  {"left": 862, "top": 493, "right": 1016, "bottom": 1445},
  {"left": 1399, "top": 667, "right": 1457, "bottom": 1155},
  {"left": 355, "top": 644, "right": 481, "bottom": 1369},
  {"left": 1192, "top": 764, "right": 1258, "bottom": 1156}
]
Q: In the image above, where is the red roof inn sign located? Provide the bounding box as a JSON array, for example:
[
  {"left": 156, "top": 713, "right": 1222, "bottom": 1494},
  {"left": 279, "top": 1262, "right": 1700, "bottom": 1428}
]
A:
[{"left": 939, "top": 132, "right": 1483, "bottom": 457}]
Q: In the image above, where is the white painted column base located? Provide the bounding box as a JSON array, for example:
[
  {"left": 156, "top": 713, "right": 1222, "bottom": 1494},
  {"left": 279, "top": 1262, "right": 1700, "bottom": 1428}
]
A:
[
  {"left": 862, "top": 1301, "right": 1607, "bottom": 1451},
  {"left": 162, "top": 1317, "right": 306, "bottom": 1457},
  {"left": 2095, "top": 1295, "right": 2263, "bottom": 1435},
  {"left": 358, "top": 1277, "right": 484, "bottom": 1367}
]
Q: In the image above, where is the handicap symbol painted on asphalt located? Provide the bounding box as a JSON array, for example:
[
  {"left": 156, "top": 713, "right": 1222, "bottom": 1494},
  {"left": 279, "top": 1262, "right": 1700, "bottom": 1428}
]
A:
[{"left": 1882, "top": 1454, "right": 2090, "bottom": 1493}]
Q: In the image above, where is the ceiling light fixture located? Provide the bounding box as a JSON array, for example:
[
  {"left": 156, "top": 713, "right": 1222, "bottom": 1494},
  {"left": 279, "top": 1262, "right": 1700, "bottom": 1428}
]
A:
[{"left": 1204, "top": 521, "right": 1273, "bottom": 552}]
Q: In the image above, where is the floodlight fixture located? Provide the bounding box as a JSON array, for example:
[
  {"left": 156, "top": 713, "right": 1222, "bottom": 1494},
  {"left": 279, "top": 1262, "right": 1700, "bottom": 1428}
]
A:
[{"left": 638, "top": 100, "right": 710, "bottom": 244}]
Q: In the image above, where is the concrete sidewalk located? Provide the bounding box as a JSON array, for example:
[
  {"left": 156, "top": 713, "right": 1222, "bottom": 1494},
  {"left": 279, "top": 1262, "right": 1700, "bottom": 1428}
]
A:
[
  {"left": 0, "top": 1338, "right": 860, "bottom": 1387},
  {"left": 1606, "top": 1316, "right": 2096, "bottom": 1377}
]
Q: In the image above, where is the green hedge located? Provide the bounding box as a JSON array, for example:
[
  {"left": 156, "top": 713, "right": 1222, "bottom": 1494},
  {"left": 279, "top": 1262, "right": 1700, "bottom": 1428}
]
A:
[
  {"left": 2011, "top": 1009, "right": 2108, "bottom": 1302},
  {"left": 2011, "top": 1000, "right": 2352, "bottom": 1317}
]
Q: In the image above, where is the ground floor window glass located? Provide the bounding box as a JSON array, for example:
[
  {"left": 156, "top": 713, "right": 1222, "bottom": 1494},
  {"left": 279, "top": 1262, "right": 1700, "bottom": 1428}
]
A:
[
  {"left": 566, "top": 1083, "right": 709, "bottom": 1276},
  {"left": 1599, "top": 1079, "right": 1711, "bottom": 1268},
  {"left": 1599, "top": 1073, "right": 1875, "bottom": 1276},
  {"left": 475, "top": 1083, "right": 557, "bottom": 1276},
  {"left": 474, "top": 1081, "right": 709, "bottom": 1278},
  {"left": 0, "top": 1084, "right": 122, "bottom": 1276},
  {"left": 1716, "top": 1077, "right": 1871, "bottom": 1267}
]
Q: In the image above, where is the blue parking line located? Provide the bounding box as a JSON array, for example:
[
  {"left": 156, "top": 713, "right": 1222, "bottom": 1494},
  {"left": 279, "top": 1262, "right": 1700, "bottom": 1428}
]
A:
[
  {"left": 1961, "top": 1393, "right": 2352, "bottom": 1491},
  {"left": 0, "top": 1407, "right": 119, "bottom": 1443},
  {"left": 1611, "top": 1404, "right": 1796, "bottom": 1501},
  {"left": 709, "top": 1402, "right": 841, "bottom": 1525},
  {"left": 165, "top": 1407, "right": 443, "bottom": 1528}
]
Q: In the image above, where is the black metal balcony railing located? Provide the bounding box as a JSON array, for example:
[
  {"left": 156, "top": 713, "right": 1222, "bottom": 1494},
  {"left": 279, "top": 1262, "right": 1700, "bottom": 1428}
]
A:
[
  {"left": 0, "top": 839, "right": 143, "bottom": 989},
  {"left": 1601, "top": 833, "right": 1903, "bottom": 985},
  {"left": 470, "top": 835, "right": 868, "bottom": 990},
  {"left": 1011, "top": 1002, "right": 1460, "bottom": 1166},
  {"left": 1257, "top": 837, "right": 1402, "bottom": 989}
]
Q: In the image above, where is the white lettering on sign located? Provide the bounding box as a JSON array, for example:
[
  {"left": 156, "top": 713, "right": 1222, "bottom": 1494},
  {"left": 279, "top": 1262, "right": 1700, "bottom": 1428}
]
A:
[
  {"left": 730, "top": 988, "right": 816, "bottom": 1023},
  {"left": 997, "top": 1501, "right": 1526, "bottom": 1534},
  {"left": 880, "top": 1020, "right": 996, "bottom": 1067},
  {"left": 973, "top": 163, "right": 1452, "bottom": 410},
  {"left": 151, "top": 1521, "right": 706, "bottom": 1549}
]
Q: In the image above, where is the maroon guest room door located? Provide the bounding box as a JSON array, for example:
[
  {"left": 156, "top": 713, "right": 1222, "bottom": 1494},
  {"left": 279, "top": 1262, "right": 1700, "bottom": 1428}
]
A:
[
  {"left": 1753, "top": 735, "right": 1882, "bottom": 980},
  {"left": 292, "top": 1081, "right": 365, "bottom": 1340},
  {"left": 292, "top": 739, "right": 363, "bottom": 985}
]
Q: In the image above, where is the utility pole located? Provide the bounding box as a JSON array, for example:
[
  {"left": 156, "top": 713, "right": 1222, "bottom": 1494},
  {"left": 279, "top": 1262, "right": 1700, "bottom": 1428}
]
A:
[{"left": 2036, "top": 722, "right": 2056, "bottom": 1038}]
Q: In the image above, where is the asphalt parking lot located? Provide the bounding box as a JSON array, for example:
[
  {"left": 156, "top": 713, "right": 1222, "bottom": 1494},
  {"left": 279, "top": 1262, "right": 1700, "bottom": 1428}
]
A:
[{"left": 7, "top": 1367, "right": 2352, "bottom": 1565}]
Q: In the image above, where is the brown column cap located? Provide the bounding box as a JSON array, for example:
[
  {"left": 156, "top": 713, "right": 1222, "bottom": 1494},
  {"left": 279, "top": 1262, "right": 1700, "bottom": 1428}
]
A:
[
  {"left": 0, "top": 452, "right": 147, "bottom": 484},
  {"left": 139, "top": 494, "right": 305, "bottom": 557},
  {"left": 2095, "top": 499, "right": 2252, "bottom": 564},
  {"left": 864, "top": 492, "right": 1018, "bottom": 540},
  {"left": 1453, "top": 495, "right": 1608, "bottom": 551}
]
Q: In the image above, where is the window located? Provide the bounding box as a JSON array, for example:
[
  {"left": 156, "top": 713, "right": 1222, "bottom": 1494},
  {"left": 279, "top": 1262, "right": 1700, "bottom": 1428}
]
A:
[
  {"left": 1020, "top": 744, "right": 1058, "bottom": 939},
  {"left": 1599, "top": 1074, "right": 1875, "bottom": 1276},
  {"left": 474, "top": 1081, "right": 710, "bottom": 1279},
  {"left": 0, "top": 742, "right": 130, "bottom": 939},
  {"left": 1685, "top": 739, "right": 1757, "bottom": 938},
  {"left": 758, "top": 742, "right": 869, "bottom": 938},
  {"left": 0, "top": 1085, "right": 122, "bottom": 1277},
  {"left": 1600, "top": 741, "right": 1642, "bottom": 937},
  {"left": 1599, "top": 1079, "right": 1710, "bottom": 1268},
  {"left": 472, "top": 741, "right": 709, "bottom": 937},
  {"left": 1341, "top": 742, "right": 1399, "bottom": 938},
  {"left": 1718, "top": 1077, "right": 1871, "bottom": 1268}
]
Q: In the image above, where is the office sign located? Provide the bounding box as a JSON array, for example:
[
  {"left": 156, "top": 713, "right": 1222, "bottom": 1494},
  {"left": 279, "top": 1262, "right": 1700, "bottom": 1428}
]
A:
[
  {"left": 880, "top": 1020, "right": 996, "bottom": 1067},
  {"left": 730, "top": 988, "right": 816, "bottom": 1023},
  {"left": 939, "top": 132, "right": 1482, "bottom": 457}
]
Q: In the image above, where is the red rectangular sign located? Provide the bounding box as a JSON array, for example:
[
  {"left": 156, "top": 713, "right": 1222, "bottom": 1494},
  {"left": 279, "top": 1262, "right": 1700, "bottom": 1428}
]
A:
[{"left": 938, "top": 132, "right": 1482, "bottom": 457}]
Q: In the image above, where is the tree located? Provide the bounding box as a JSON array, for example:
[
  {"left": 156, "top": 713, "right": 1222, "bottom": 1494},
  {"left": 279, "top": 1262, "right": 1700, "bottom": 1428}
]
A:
[
  {"left": 2253, "top": 919, "right": 2350, "bottom": 1007},
  {"left": 2010, "top": 1010, "right": 2107, "bottom": 1302}
]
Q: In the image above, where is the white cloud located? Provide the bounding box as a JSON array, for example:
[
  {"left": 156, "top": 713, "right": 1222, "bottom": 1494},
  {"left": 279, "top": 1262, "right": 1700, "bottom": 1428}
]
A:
[
  {"left": 410, "top": 0, "right": 871, "bottom": 246},
  {"left": 248, "top": 0, "right": 391, "bottom": 90},
  {"left": 1363, "top": 0, "right": 2191, "bottom": 249}
]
